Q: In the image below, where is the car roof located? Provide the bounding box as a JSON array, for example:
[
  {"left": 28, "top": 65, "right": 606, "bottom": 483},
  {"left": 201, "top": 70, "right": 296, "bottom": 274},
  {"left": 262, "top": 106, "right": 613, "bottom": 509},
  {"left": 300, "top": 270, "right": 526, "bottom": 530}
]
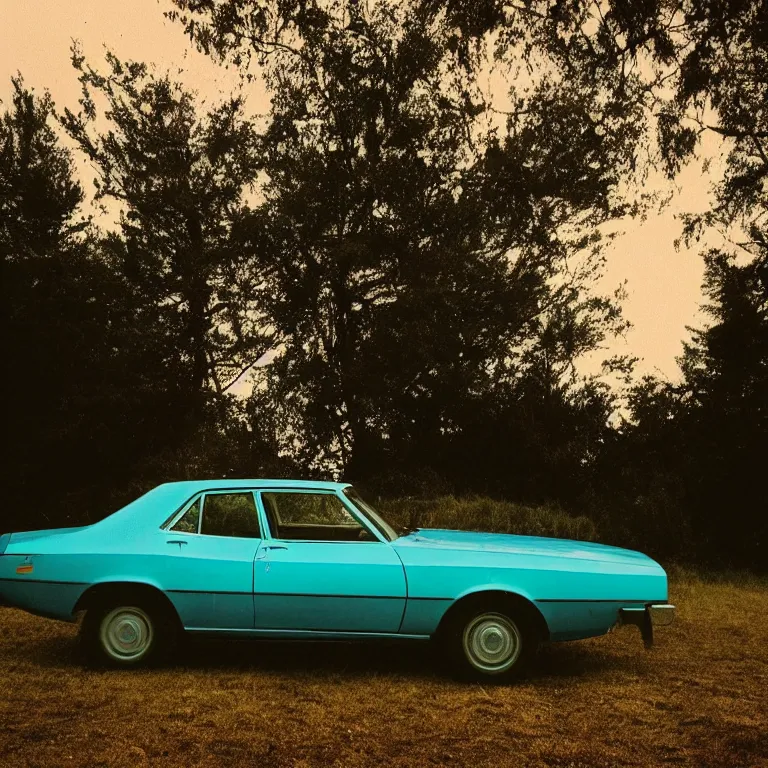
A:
[
  {"left": 158, "top": 478, "right": 350, "bottom": 493},
  {"left": 95, "top": 479, "right": 352, "bottom": 532}
]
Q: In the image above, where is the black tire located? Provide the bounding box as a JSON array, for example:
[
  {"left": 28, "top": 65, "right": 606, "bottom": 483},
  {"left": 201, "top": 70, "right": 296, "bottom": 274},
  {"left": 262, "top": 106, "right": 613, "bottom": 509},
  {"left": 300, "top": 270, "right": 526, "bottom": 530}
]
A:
[
  {"left": 438, "top": 597, "right": 540, "bottom": 682},
  {"left": 79, "top": 595, "right": 176, "bottom": 669}
]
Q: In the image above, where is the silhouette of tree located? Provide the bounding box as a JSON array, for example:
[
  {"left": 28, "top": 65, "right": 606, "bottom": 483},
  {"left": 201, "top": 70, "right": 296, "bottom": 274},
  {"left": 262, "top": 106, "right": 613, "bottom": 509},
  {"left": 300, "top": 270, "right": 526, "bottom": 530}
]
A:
[
  {"left": 169, "top": 1, "right": 640, "bottom": 495},
  {"left": 1, "top": 79, "right": 177, "bottom": 527},
  {"left": 61, "top": 50, "right": 272, "bottom": 429},
  {"left": 0, "top": 77, "right": 85, "bottom": 261},
  {"left": 578, "top": 0, "right": 768, "bottom": 568},
  {"left": 682, "top": 250, "right": 767, "bottom": 565}
]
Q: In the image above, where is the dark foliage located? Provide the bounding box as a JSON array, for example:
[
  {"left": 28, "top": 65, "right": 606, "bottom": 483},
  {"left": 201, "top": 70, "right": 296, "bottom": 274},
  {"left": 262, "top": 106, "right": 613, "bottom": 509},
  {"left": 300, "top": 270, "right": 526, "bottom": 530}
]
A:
[
  {"left": 0, "top": 1, "right": 765, "bottom": 569},
  {"left": 1, "top": 79, "right": 180, "bottom": 527}
]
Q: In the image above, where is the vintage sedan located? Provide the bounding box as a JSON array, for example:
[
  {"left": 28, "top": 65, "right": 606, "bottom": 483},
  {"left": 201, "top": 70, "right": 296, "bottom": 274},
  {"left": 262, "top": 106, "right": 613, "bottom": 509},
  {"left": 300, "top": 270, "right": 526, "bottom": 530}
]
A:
[{"left": 0, "top": 480, "right": 675, "bottom": 679}]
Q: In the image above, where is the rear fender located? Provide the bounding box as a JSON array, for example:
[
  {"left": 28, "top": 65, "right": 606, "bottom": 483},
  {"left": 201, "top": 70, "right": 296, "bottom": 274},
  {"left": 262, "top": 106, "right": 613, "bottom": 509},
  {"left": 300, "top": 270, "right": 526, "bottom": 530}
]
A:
[{"left": 73, "top": 581, "right": 182, "bottom": 629}]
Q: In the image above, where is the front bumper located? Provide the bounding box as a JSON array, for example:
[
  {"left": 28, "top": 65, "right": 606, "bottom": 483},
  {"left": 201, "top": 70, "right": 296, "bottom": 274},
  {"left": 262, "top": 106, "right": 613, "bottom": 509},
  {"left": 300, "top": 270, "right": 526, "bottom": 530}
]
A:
[{"left": 619, "top": 604, "right": 675, "bottom": 648}]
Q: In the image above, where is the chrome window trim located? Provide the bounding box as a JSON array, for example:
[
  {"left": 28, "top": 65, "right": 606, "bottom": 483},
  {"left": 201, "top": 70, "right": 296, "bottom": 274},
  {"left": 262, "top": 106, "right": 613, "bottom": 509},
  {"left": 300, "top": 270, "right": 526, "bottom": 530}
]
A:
[
  {"left": 163, "top": 489, "right": 263, "bottom": 539},
  {"left": 199, "top": 489, "right": 261, "bottom": 539},
  {"left": 256, "top": 489, "right": 387, "bottom": 544},
  {"left": 341, "top": 487, "right": 397, "bottom": 542},
  {"left": 163, "top": 493, "right": 203, "bottom": 532}
]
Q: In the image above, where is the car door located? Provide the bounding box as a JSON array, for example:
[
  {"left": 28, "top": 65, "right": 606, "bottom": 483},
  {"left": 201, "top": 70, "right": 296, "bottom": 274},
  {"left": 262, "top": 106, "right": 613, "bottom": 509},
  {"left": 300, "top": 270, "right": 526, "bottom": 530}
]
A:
[
  {"left": 157, "top": 490, "right": 262, "bottom": 629},
  {"left": 252, "top": 490, "right": 407, "bottom": 633}
]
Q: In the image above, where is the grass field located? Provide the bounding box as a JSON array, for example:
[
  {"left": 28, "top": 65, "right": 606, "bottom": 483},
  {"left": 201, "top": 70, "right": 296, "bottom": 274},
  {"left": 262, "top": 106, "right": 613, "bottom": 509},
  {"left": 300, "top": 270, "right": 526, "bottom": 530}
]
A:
[{"left": 1, "top": 570, "right": 766, "bottom": 768}]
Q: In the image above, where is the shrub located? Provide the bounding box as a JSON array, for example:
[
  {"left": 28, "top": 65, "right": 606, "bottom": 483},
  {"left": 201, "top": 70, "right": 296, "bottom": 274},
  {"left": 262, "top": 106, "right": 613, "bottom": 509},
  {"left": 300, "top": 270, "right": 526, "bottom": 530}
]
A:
[{"left": 377, "top": 496, "right": 599, "bottom": 541}]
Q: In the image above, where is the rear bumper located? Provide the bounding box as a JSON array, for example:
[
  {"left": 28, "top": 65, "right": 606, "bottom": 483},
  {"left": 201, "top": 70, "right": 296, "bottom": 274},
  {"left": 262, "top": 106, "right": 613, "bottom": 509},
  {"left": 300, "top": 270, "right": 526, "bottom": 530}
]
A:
[{"left": 619, "top": 604, "right": 675, "bottom": 647}]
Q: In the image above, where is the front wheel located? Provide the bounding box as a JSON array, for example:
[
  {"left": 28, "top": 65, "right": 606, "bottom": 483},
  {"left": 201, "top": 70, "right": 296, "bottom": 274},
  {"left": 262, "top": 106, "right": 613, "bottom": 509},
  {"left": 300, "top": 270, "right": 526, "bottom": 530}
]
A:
[
  {"left": 441, "top": 602, "right": 539, "bottom": 682},
  {"left": 80, "top": 601, "right": 173, "bottom": 668}
]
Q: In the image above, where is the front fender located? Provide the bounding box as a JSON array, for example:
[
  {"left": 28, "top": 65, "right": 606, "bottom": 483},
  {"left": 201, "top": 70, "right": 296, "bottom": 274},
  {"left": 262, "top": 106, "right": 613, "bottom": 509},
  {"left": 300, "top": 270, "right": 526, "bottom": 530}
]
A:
[{"left": 399, "top": 582, "right": 545, "bottom": 637}]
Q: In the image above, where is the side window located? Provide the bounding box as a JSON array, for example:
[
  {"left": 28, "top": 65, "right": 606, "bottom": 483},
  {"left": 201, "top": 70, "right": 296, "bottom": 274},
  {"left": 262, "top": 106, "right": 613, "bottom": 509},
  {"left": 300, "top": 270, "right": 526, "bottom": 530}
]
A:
[
  {"left": 171, "top": 498, "right": 201, "bottom": 533},
  {"left": 261, "top": 492, "right": 375, "bottom": 542},
  {"left": 200, "top": 492, "right": 261, "bottom": 539}
]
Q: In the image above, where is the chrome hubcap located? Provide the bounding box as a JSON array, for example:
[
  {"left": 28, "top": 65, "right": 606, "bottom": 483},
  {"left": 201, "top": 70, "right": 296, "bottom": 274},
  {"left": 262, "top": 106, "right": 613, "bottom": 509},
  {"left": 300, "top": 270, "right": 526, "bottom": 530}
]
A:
[
  {"left": 100, "top": 607, "right": 153, "bottom": 662},
  {"left": 462, "top": 612, "right": 521, "bottom": 673}
]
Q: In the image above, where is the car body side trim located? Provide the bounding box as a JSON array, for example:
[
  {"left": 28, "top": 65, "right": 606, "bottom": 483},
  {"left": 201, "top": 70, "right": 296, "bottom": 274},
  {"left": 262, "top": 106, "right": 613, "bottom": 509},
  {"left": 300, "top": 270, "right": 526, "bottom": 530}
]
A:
[
  {"left": 184, "top": 627, "right": 431, "bottom": 640},
  {"left": 0, "top": 581, "right": 453, "bottom": 601},
  {"left": 167, "top": 589, "right": 253, "bottom": 596},
  {"left": 168, "top": 588, "right": 451, "bottom": 601},
  {"left": 536, "top": 598, "right": 667, "bottom": 603},
  {"left": 0, "top": 577, "right": 89, "bottom": 586}
]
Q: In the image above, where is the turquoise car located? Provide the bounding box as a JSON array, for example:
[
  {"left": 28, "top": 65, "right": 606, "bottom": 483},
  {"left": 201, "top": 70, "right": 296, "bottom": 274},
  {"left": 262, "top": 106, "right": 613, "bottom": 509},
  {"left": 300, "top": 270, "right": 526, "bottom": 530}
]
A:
[{"left": 0, "top": 480, "right": 675, "bottom": 680}]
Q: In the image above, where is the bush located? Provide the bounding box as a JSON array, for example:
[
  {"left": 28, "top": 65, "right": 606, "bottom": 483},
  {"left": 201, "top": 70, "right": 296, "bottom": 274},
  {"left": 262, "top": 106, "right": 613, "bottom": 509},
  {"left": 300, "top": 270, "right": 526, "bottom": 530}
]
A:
[{"left": 377, "top": 496, "right": 599, "bottom": 542}]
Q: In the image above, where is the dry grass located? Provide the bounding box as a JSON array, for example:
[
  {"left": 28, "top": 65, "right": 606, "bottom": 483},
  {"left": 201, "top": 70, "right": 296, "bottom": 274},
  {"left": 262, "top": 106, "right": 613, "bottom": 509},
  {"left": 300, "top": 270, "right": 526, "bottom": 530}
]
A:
[{"left": 1, "top": 573, "right": 767, "bottom": 768}]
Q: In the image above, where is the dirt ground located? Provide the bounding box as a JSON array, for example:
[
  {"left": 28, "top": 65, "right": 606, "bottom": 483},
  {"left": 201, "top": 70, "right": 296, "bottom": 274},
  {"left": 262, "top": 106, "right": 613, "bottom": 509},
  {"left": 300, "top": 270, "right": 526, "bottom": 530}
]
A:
[{"left": 1, "top": 573, "right": 766, "bottom": 767}]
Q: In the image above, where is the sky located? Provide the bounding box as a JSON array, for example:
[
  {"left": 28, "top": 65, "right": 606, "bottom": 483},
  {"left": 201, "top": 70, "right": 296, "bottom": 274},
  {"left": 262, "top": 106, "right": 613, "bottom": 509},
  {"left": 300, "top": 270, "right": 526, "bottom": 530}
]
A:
[{"left": 1, "top": 0, "right": 727, "bottom": 390}]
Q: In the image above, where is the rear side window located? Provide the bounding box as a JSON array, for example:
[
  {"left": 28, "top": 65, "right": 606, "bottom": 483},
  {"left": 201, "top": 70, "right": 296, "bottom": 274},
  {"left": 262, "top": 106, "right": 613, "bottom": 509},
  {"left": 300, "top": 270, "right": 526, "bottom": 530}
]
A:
[
  {"left": 200, "top": 492, "right": 261, "bottom": 539},
  {"left": 170, "top": 498, "right": 201, "bottom": 533}
]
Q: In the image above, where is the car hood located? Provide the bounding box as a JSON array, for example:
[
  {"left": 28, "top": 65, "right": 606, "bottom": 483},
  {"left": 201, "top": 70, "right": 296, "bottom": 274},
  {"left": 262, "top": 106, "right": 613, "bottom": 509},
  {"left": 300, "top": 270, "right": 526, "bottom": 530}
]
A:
[{"left": 395, "top": 528, "right": 658, "bottom": 567}]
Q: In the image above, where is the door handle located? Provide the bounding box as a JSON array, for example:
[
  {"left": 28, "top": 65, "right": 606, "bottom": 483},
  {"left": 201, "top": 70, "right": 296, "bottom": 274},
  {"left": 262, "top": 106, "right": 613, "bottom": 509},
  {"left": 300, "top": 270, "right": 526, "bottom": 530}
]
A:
[
  {"left": 256, "top": 544, "right": 287, "bottom": 560},
  {"left": 167, "top": 540, "right": 188, "bottom": 547}
]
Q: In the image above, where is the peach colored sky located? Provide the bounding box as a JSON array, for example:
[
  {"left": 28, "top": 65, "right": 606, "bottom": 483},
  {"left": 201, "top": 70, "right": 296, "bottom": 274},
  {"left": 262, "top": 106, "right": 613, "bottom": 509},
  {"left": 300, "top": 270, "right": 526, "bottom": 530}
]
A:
[{"left": 1, "top": 0, "right": 726, "bottom": 387}]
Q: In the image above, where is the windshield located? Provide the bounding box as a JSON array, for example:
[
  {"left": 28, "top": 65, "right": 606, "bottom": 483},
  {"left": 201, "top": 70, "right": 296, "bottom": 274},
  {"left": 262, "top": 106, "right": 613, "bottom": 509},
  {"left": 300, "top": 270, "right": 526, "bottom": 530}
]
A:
[{"left": 343, "top": 487, "right": 400, "bottom": 542}]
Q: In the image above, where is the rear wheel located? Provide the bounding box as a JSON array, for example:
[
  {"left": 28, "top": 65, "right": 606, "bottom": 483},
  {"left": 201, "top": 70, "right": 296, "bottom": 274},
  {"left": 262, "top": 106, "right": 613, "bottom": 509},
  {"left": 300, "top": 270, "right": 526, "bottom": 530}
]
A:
[
  {"left": 80, "top": 599, "right": 175, "bottom": 668},
  {"left": 440, "top": 599, "right": 539, "bottom": 682}
]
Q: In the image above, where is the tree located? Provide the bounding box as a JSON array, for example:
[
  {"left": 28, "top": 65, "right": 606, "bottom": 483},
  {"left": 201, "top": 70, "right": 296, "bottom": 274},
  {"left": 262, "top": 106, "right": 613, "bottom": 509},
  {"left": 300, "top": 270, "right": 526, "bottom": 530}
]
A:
[
  {"left": 169, "top": 1, "right": 642, "bottom": 498},
  {"left": 61, "top": 50, "right": 271, "bottom": 431},
  {"left": 0, "top": 77, "right": 84, "bottom": 262},
  {"left": 2, "top": 78, "right": 87, "bottom": 525},
  {"left": 583, "top": 0, "right": 768, "bottom": 567},
  {"left": 677, "top": 250, "right": 767, "bottom": 566},
  {"left": 1, "top": 79, "right": 171, "bottom": 528},
  {"left": 588, "top": 250, "right": 767, "bottom": 569},
  {"left": 408, "top": 0, "right": 768, "bottom": 564}
]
